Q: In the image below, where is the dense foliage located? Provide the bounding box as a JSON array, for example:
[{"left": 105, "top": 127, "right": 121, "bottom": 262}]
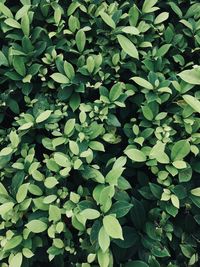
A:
[{"left": 1, "top": 0, "right": 200, "bottom": 266}]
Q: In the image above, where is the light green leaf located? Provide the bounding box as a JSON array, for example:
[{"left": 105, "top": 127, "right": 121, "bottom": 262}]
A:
[
  {"left": 26, "top": 220, "right": 47, "bottom": 233},
  {"left": 80, "top": 209, "right": 100, "bottom": 220},
  {"left": 117, "top": 34, "right": 139, "bottom": 59},
  {"left": 76, "top": 29, "right": 86, "bottom": 53},
  {"left": 10, "top": 131, "right": 20, "bottom": 148},
  {"left": 150, "top": 142, "right": 170, "bottom": 164},
  {"left": 171, "top": 194, "right": 180, "bottom": 209},
  {"left": 156, "top": 44, "right": 171, "bottom": 57},
  {"left": 103, "top": 215, "right": 123, "bottom": 239},
  {"left": 10, "top": 252, "right": 23, "bottom": 267},
  {"left": 64, "top": 118, "right": 76, "bottom": 135},
  {"left": 98, "top": 226, "right": 110, "bottom": 252},
  {"left": 172, "top": 160, "right": 187, "bottom": 169},
  {"left": 69, "top": 140, "right": 79, "bottom": 155},
  {"left": 154, "top": 12, "right": 169, "bottom": 24},
  {"left": 0, "top": 3, "right": 13, "bottom": 17},
  {"left": 18, "top": 122, "right": 33, "bottom": 130},
  {"left": 178, "top": 69, "right": 200, "bottom": 85},
  {"left": 4, "top": 235, "right": 23, "bottom": 251},
  {"left": 97, "top": 249, "right": 110, "bottom": 267},
  {"left": 22, "top": 248, "right": 34, "bottom": 258},
  {"left": 5, "top": 18, "right": 21, "bottom": 28},
  {"left": 191, "top": 188, "right": 200, "bottom": 197},
  {"left": 122, "top": 26, "right": 139, "bottom": 35},
  {"left": 49, "top": 205, "right": 61, "bottom": 222},
  {"left": 0, "top": 147, "right": 13, "bottom": 157},
  {"left": 16, "top": 183, "right": 29, "bottom": 203},
  {"left": 142, "top": 0, "right": 158, "bottom": 13},
  {"left": 100, "top": 11, "right": 116, "bottom": 29},
  {"left": 131, "top": 77, "right": 153, "bottom": 89},
  {"left": 105, "top": 167, "right": 124, "bottom": 186},
  {"left": 89, "top": 141, "right": 105, "bottom": 152},
  {"left": 0, "top": 202, "right": 14, "bottom": 216},
  {"left": 51, "top": 73, "right": 69, "bottom": 84},
  {"left": 125, "top": 148, "right": 146, "bottom": 162},
  {"left": 183, "top": 95, "right": 200, "bottom": 113},
  {"left": 54, "top": 152, "right": 70, "bottom": 168},
  {"left": 44, "top": 177, "right": 58, "bottom": 189},
  {"left": 36, "top": 110, "right": 52, "bottom": 123},
  {"left": 21, "top": 14, "right": 30, "bottom": 36}
]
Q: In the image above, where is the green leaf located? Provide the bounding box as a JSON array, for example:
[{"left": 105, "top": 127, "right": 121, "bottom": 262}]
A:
[
  {"left": 125, "top": 148, "right": 146, "bottom": 162},
  {"left": 142, "top": 106, "right": 154, "bottom": 121},
  {"left": 98, "top": 226, "right": 110, "bottom": 252},
  {"left": 16, "top": 183, "right": 29, "bottom": 203},
  {"left": 117, "top": 34, "right": 139, "bottom": 59},
  {"left": 131, "top": 77, "right": 153, "bottom": 89},
  {"left": 26, "top": 220, "right": 48, "bottom": 233},
  {"left": 69, "top": 93, "right": 80, "bottom": 111},
  {"left": 100, "top": 11, "right": 116, "bottom": 29},
  {"left": 13, "top": 57, "right": 26, "bottom": 77},
  {"left": 171, "top": 140, "right": 190, "bottom": 160},
  {"left": 156, "top": 44, "right": 171, "bottom": 57},
  {"left": 36, "top": 110, "right": 52, "bottom": 123},
  {"left": 183, "top": 94, "right": 200, "bottom": 113},
  {"left": 125, "top": 260, "right": 149, "bottom": 267},
  {"left": 64, "top": 61, "right": 75, "bottom": 80},
  {"left": 51, "top": 73, "right": 69, "bottom": 84},
  {"left": 0, "top": 51, "right": 9, "bottom": 66},
  {"left": 109, "top": 201, "right": 133, "bottom": 218},
  {"left": 191, "top": 188, "right": 200, "bottom": 197},
  {"left": 109, "top": 83, "right": 123, "bottom": 101},
  {"left": 103, "top": 215, "right": 123, "bottom": 239},
  {"left": 178, "top": 68, "right": 200, "bottom": 85},
  {"left": 76, "top": 29, "right": 86, "bottom": 53},
  {"left": 10, "top": 253, "right": 23, "bottom": 267}
]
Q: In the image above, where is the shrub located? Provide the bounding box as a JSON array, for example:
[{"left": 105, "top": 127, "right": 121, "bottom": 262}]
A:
[{"left": 0, "top": 0, "right": 200, "bottom": 266}]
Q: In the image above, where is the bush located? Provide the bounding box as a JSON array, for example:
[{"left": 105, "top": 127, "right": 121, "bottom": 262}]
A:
[{"left": 0, "top": 0, "right": 200, "bottom": 266}]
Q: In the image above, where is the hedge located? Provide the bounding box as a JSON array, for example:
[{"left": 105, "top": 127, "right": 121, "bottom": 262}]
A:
[{"left": 0, "top": 0, "right": 200, "bottom": 266}]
